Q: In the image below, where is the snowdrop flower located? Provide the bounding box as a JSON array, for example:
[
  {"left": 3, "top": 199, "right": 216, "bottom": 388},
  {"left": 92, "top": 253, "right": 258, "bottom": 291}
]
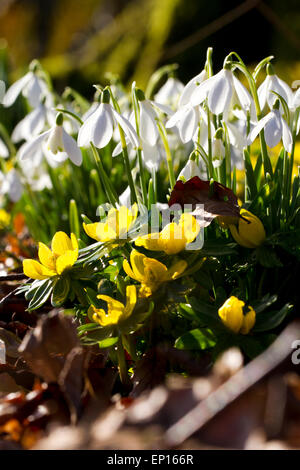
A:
[
  {"left": 258, "top": 65, "right": 293, "bottom": 111},
  {"left": 191, "top": 67, "right": 252, "bottom": 116},
  {"left": 0, "top": 169, "right": 23, "bottom": 202},
  {"left": 2, "top": 62, "right": 50, "bottom": 108},
  {"left": 135, "top": 88, "right": 173, "bottom": 147},
  {"left": 0, "top": 138, "right": 9, "bottom": 158},
  {"left": 78, "top": 89, "right": 139, "bottom": 150},
  {"left": 179, "top": 70, "right": 207, "bottom": 107},
  {"left": 19, "top": 113, "right": 82, "bottom": 166},
  {"left": 166, "top": 105, "right": 200, "bottom": 144},
  {"left": 211, "top": 128, "right": 225, "bottom": 168},
  {"left": 247, "top": 101, "right": 292, "bottom": 153},
  {"left": 11, "top": 102, "right": 51, "bottom": 143},
  {"left": 154, "top": 77, "right": 184, "bottom": 108}
]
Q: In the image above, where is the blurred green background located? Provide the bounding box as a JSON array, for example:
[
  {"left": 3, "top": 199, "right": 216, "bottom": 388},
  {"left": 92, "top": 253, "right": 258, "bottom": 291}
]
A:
[{"left": 0, "top": 0, "right": 299, "bottom": 94}]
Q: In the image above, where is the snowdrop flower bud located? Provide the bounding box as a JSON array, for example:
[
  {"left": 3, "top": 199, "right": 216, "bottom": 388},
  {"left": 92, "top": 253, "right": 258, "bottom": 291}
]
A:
[
  {"left": 212, "top": 128, "right": 225, "bottom": 168},
  {"left": 178, "top": 154, "right": 202, "bottom": 181}
]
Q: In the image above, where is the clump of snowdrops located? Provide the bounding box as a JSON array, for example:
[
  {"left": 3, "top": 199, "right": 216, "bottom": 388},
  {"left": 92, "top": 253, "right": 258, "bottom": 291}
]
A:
[{"left": 0, "top": 49, "right": 299, "bottom": 385}]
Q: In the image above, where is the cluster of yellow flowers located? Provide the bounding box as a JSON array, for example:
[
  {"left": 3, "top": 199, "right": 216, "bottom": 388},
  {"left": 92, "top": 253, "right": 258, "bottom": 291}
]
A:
[{"left": 23, "top": 204, "right": 264, "bottom": 332}]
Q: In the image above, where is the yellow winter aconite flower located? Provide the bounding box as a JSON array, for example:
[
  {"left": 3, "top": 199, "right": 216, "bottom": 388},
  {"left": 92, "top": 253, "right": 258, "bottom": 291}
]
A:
[
  {"left": 123, "top": 249, "right": 187, "bottom": 297},
  {"left": 0, "top": 209, "right": 10, "bottom": 229},
  {"left": 218, "top": 296, "right": 256, "bottom": 334},
  {"left": 83, "top": 204, "right": 138, "bottom": 243},
  {"left": 89, "top": 285, "right": 137, "bottom": 327},
  {"left": 135, "top": 213, "right": 200, "bottom": 255},
  {"left": 229, "top": 209, "right": 266, "bottom": 248},
  {"left": 23, "top": 231, "right": 78, "bottom": 280}
]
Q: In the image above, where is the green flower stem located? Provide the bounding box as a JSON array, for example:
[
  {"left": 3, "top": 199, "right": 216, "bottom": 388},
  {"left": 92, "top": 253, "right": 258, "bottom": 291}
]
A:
[
  {"left": 137, "top": 147, "right": 148, "bottom": 204},
  {"left": 131, "top": 87, "right": 148, "bottom": 205},
  {"left": 117, "top": 336, "right": 131, "bottom": 388},
  {"left": 120, "top": 134, "right": 138, "bottom": 205},
  {"left": 157, "top": 120, "right": 175, "bottom": 189},
  {"left": 206, "top": 107, "right": 215, "bottom": 179},
  {"left": 226, "top": 52, "right": 272, "bottom": 178},
  {"left": 109, "top": 86, "right": 139, "bottom": 205},
  {"left": 90, "top": 142, "right": 118, "bottom": 206}
]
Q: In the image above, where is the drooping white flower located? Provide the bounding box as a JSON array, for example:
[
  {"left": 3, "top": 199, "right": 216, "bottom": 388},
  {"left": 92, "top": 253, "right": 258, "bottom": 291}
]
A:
[
  {"left": 258, "top": 68, "right": 293, "bottom": 111},
  {"left": 247, "top": 106, "right": 292, "bottom": 153},
  {"left": 154, "top": 77, "right": 184, "bottom": 108},
  {"left": 191, "top": 68, "right": 253, "bottom": 116},
  {"left": 0, "top": 169, "right": 23, "bottom": 202},
  {"left": 18, "top": 113, "right": 82, "bottom": 166},
  {"left": 166, "top": 105, "right": 200, "bottom": 144},
  {"left": 179, "top": 70, "right": 207, "bottom": 107},
  {"left": 2, "top": 70, "right": 50, "bottom": 108},
  {"left": 78, "top": 92, "right": 139, "bottom": 150},
  {"left": 12, "top": 103, "right": 48, "bottom": 143},
  {"left": 134, "top": 87, "right": 173, "bottom": 147}
]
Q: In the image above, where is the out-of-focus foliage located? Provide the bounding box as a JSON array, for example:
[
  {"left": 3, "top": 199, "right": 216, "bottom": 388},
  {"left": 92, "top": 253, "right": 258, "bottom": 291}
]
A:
[{"left": 0, "top": 0, "right": 299, "bottom": 93}]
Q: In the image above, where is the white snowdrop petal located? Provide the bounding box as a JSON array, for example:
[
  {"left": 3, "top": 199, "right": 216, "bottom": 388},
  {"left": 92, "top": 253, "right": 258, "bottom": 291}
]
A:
[
  {"left": 92, "top": 104, "right": 114, "bottom": 148},
  {"left": 179, "top": 107, "right": 198, "bottom": 143},
  {"left": 232, "top": 76, "right": 252, "bottom": 110},
  {"left": 112, "top": 109, "right": 139, "bottom": 148},
  {"left": 139, "top": 101, "right": 159, "bottom": 146},
  {"left": 62, "top": 129, "right": 82, "bottom": 166},
  {"left": 190, "top": 74, "right": 217, "bottom": 106},
  {"left": 18, "top": 130, "right": 50, "bottom": 161},
  {"left": 23, "top": 76, "right": 44, "bottom": 108},
  {"left": 178, "top": 159, "right": 201, "bottom": 181},
  {"left": 77, "top": 110, "right": 100, "bottom": 147},
  {"left": 293, "top": 87, "right": 300, "bottom": 109},
  {"left": 142, "top": 141, "right": 161, "bottom": 171},
  {"left": 165, "top": 106, "right": 186, "bottom": 129},
  {"left": 6, "top": 170, "right": 23, "bottom": 202},
  {"left": 12, "top": 105, "right": 46, "bottom": 143},
  {"left": 280, "top": 117, "right": 293, "bottom": 153},
  {"left": 2, "top": 72, "right": 32, "bottom": 107},
  {"left": 150, "top": 101, "right": 173, "bottom": 116},
  {"left": 208, "top": 70, "right": 232, "bottom": 115},
  {"left": 179, "top": 70, "right": 207, "bottom": 107},
  {"left": 247, "top": 112, "right": 273, "bottom": 145},
  {"left": 264, "top": 113, "right": 282, "bottom": 148},
  {"left": 0, "top": 137, "right": 9, "bottom": 158},
  {"left": 112, "top": 141, "right": 123, "bottom": 157},
  {"left": 257, "top": 76, "right": 270, "bottom": 110}
]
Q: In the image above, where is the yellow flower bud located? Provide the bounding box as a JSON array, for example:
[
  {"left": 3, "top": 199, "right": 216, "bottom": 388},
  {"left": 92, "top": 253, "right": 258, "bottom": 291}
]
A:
[
  {"left": 229, "top": 209, "right": 266, "bottom": 248},
  {"left": 218, "top": 296, "right": 256, "bottom": 334}
]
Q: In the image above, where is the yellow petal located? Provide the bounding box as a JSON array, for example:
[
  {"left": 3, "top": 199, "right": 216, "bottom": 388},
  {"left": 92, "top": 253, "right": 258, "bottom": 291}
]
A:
[
  {"left": 240, "top": 306, "right": 256, "bottom": 334},
  {"left": 160, "top": 223, "right": 186, "bottom": 255},
  {"left": 130, "top": 250, "right": 147, "bottom": 280},
  {"left": 143, "top": 258, "right": 168, "bottom": 283},
  {"left": 23, "top": 259, "right": 56, "bottom": 280},
  {"left": 218, "top": 296, "right": 245, "bottom": 333},
  {"left": 122, "top": 285, "right": 137, "bottom": 320},
  {"left": 179, "top": 213, "right": 200, "bottom": 244},
  {"left": 71, "top": 233, "right": 79, "bottom": 252},
  {"left": 97, "top": 294, "right": 125, "bottom": 313},
  {"left": 55, "top": 250, "right": 78, "bottom": 274},
  {"left": 135, "top": 233, "right": 162, "bottom": 252},
  {"left": 229, "top": 224, "right": 256, "bottom": 248},
  {"left": 38, "top": 242, "right": 56, "bottom": 270},
  {"left": 51, "top": 231, "right": 73, "bottom": 256},
  {"left": 123, "top": 259, "right": 137, "bottom": 281}
]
